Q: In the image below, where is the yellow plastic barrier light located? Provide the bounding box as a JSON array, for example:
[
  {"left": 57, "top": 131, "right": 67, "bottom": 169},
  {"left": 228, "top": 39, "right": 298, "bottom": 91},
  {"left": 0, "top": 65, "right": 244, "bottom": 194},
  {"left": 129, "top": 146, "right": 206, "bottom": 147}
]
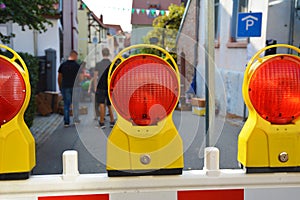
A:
[
  {"left": 0, "top": 45, "right": 35, "bottom": 180},
  {"left": 106, "top": 44, "right": 183, "bottom": 176},
  {"left": 238, "top": 44, "right": 300, "bottom": 173}
]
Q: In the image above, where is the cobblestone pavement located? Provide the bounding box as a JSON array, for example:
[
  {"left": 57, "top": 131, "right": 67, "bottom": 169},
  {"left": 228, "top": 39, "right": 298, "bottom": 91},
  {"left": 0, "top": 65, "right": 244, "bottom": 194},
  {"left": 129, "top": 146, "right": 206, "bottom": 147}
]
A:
[
  {"left": 30, "top": 113, "right": 63, "bottom": 147},
  {"left": 29, "top": 107, "right": 244, "bottom": 149}
]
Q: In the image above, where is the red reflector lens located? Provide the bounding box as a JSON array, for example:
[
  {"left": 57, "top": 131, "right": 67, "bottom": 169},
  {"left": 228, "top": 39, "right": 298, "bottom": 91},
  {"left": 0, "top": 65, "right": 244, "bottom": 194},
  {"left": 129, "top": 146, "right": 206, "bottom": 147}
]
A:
[
  {"left": 0, "top": 57, "right": 26, "bottom": 125},
  {"left": 249, "top": 55, "right": 300, "bottom": 124},
  {"left": 110, "top": 55, "right": 179, "bottom": 126}
]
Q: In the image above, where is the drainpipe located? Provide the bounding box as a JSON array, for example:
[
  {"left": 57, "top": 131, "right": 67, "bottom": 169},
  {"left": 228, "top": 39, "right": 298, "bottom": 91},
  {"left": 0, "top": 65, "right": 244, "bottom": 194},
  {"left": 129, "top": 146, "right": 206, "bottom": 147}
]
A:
[
  {"left": 71, "top": 0, "right": 74, "bottom": 50},
  {"left": 194, "top": 0, "right": 200, "bottom": 94},
  {"left": 288, "top": 0, "right": 295, "bottom": 53},
  {"left": 33, "top": 30, "right": 38, "bottom": 56}
]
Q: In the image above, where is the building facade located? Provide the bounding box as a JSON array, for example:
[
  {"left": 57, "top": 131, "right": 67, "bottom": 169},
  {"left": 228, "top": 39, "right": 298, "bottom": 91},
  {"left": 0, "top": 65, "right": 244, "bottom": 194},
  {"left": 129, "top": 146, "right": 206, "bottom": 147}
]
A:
[
  {"left": 62, "top": 0, "right": 79, "bottom": 60},
  {"left": 178, "top": 0, "right": 300, "bottom": 117},
  {"left": 77, "top": 0, "right": 108, "bottom": 68},
  {"left": 130, "top": 0, "right": 184, "bottom": 45}
]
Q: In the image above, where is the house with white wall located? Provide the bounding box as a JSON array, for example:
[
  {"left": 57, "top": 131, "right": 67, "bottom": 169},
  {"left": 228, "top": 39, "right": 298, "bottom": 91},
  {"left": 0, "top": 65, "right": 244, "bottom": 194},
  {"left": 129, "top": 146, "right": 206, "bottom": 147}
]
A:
[
  {"left": 0, "top": 0, "right": 81, "bottom": 92},
  {"left": 178, "top": 0, "right": 300, "bottom": 117},
  {"left": 78, "top": 1, "right": 109, "bottom": 68},
  {"left": 106, "top": 24, "right": 127, "bottom": 54},
  {"left": 1, "top": 18, "right": 60, "bottom": 58},
  {"left": 0, "top": 4, "right": 62, "bottom": 92}
]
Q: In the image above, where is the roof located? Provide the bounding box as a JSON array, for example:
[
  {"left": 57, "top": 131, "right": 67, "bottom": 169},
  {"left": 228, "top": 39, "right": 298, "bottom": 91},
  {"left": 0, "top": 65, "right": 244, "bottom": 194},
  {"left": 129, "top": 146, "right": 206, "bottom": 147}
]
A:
[
  {"left": 105, "top": 24, "right": 124, "bottom": 35},
  {"left": 44, "top": 2, "right": 61, "bottom": 19},
  {"left": 81, "top": 0, "right": 107, "bottom": 28}
]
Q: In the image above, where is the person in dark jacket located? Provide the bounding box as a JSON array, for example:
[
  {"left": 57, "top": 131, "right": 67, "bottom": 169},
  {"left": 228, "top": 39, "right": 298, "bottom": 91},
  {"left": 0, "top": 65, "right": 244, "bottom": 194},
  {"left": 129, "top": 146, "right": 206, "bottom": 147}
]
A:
[
  {"left": 58, "top": 50, "right": 83, "bottom": 127},
  {"left": 93, "top": 48, "right": 114, "bottom": 129}
]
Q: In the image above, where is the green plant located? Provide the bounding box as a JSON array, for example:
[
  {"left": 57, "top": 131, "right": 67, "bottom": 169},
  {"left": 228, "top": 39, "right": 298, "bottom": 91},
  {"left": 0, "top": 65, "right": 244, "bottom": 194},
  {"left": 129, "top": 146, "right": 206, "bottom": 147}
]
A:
[
  {"left": 0, "top": 0, "right": 59, "bottom": 44},
  {"left": 142, "top": 3, "right": 185, "bottom": 62},
  {"left": 18, "top": 52, "right": 39, "bottom": 128}
]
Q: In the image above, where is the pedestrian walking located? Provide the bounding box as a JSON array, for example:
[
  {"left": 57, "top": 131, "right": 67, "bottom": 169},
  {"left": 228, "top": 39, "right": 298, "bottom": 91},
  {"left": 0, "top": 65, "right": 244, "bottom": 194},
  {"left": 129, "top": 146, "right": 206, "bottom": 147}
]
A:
[
  {"left": 58, "top": 50, "right": 83, "bottom": 127},
  {"left": 93, "top": 48, "right": 115, "bottom": 129},
  {"left": 88, "top": 67, "right": 100, "bottom": 120}
]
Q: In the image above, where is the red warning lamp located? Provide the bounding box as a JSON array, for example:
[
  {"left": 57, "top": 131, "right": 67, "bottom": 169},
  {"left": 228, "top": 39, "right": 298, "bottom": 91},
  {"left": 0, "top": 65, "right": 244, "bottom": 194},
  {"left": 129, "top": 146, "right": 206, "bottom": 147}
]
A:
[
  {"left": 109, "top": 54, "right": 179, "bottom": 126},
  {"left": 0, "top": 57, "right": 26, "bottom": 126},
  {"left": 106, "top": 44, "right": 183, "bottom": 176},
  {"left": 248, "top": 55, "right": 300, "bottom": 125},
  {"left": 238, "top": 44, "right": 300, "bottom": 173},
  {"left": 0, "top": 45, "right": 35, "bottom": 180}
]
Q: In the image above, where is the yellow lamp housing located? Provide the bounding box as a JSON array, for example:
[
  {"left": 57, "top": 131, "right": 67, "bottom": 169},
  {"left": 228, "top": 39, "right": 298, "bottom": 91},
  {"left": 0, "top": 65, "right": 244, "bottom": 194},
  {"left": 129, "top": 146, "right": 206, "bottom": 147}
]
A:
[
  {"left": 106, "top": 44, "right": 183, "bottom": 177},
  {"left": 0, "top": 45, "right": 35, "bottom": 180},
  {"left": 238, "top": 44, "right": 300, "bottom": 173}
]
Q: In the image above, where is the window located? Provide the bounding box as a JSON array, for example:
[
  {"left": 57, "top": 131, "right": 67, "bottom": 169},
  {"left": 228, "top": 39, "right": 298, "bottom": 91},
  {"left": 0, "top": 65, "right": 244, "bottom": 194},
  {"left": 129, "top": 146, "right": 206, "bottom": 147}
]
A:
[
  {"left": 0, "top": 24, "right": 13, "bottom": 47},
  {"left": 239, "top": 0, "right": 248, "bottom": 12},
  {"left": 228, "top": 0, "right": 249, "bottom": 47},
  {"left": 181, "top": 0, "right": 188, "bottom": 6}
]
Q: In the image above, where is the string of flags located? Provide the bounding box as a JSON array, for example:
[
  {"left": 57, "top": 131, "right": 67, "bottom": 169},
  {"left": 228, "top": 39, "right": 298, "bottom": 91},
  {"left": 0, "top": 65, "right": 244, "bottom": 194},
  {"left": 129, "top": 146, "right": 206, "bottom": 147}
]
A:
[
  {"left": 132, "top": 8, "right": 170, "bottom": 16},
  {"left": 80, "top": 3, "right": 170, "bottom": 17},
  {"left": 93, "top": 7, "right": 170, "bottom": 16}
]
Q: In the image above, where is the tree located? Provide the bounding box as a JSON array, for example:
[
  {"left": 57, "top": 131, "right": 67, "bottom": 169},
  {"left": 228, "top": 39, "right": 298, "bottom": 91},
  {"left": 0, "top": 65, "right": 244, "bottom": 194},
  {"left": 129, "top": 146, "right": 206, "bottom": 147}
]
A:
[
  {"left": 143, "top": 3, "right": 185, "bottom": 52},
  {"left": 0, "top": 0, "right": 59, "bottom": 43}
]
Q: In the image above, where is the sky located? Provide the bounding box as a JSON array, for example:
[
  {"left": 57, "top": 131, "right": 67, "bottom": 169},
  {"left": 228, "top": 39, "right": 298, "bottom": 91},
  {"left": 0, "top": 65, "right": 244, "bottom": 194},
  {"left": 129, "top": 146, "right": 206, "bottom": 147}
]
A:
[{"left": 83, "top": 0, "right": 133, "bottom": 32}]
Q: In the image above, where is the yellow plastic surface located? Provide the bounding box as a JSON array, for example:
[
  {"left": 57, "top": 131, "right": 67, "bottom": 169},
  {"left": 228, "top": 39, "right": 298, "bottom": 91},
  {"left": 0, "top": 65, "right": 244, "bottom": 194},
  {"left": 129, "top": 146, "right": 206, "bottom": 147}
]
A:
[
  {"left": 0, "top": 45, "right": 35, "bottom": 174},
  {"left": 238, "top": 44, "right": 300, "bottom": 169},
  {"left": 106, "top": 117, "right": 183, "bottom": 171},
  {"left": 106, "top": 44, "right": 183, "bottom": 172}
]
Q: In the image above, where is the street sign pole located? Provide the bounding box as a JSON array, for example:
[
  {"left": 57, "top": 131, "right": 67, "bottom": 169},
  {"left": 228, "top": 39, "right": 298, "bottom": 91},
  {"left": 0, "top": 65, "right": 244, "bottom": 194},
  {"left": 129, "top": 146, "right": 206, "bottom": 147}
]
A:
[
  {"left": 204, "top": 0, "right": 215, "bottom": 147},
  {"left": 93, "top": 36, "right": 98, "bottom": 67}
]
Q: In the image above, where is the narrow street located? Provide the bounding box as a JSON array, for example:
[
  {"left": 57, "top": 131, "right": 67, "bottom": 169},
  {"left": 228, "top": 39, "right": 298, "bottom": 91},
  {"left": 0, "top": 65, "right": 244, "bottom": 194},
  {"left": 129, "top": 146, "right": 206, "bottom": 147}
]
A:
[{"left": 32, "top": 101, "right": 243, "bottom": 175}]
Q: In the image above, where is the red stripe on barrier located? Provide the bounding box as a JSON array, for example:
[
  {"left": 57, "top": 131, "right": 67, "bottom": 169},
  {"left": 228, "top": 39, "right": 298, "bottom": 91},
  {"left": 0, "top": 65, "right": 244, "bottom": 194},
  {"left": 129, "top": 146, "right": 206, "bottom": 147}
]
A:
[
  {"left": 178, "top": 189, "right": 244, "bottom": 200},
  {"left": 38, "top": 194, "right": 109, "bottom": 200}
]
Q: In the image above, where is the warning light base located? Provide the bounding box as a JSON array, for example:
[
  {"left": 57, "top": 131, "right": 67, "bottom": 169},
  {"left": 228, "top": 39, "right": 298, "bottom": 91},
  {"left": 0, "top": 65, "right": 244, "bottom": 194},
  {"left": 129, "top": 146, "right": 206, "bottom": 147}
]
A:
[
  {"left": 106, "top": 120, "right": 184, "bottom": 176},
  {"left": 0, "top": 172, "right": 30, "bottom": 180},
  {"left": 107, "top": 168, "right": 182, "bottom": 177},
  {"left": 244, "top": 166, "right": 300, "bottom": 174}
]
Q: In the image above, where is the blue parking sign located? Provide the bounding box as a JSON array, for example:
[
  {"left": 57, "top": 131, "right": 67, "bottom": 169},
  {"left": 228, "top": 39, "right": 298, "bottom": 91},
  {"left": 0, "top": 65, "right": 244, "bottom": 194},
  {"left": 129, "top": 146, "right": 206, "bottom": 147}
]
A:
[{"left": 237, "top": 12, "right": 262, "bottom": 37}]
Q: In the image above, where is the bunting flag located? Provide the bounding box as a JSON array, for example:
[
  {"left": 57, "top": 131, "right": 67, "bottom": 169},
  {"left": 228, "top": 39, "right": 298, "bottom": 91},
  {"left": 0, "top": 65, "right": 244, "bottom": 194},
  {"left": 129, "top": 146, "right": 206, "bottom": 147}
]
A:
[
  {"left": 146, "top": 9, "right": 150, "bottom": 15},
  {"left": 155, "top": 10, "right": 160, "bottom": 16}
]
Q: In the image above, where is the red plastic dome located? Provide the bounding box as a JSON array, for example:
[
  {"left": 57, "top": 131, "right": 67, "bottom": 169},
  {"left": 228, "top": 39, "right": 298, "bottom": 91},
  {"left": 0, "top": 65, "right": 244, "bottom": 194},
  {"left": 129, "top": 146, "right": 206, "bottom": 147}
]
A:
[
  {"left": 0, "top": 57, "right": 26, "bottom": 125},
  {"left": 249, "top": 55, "right": 300, "bottom": 124},
  {"left": 109, "top": 55, "right": 179, "bottom": 126}
]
